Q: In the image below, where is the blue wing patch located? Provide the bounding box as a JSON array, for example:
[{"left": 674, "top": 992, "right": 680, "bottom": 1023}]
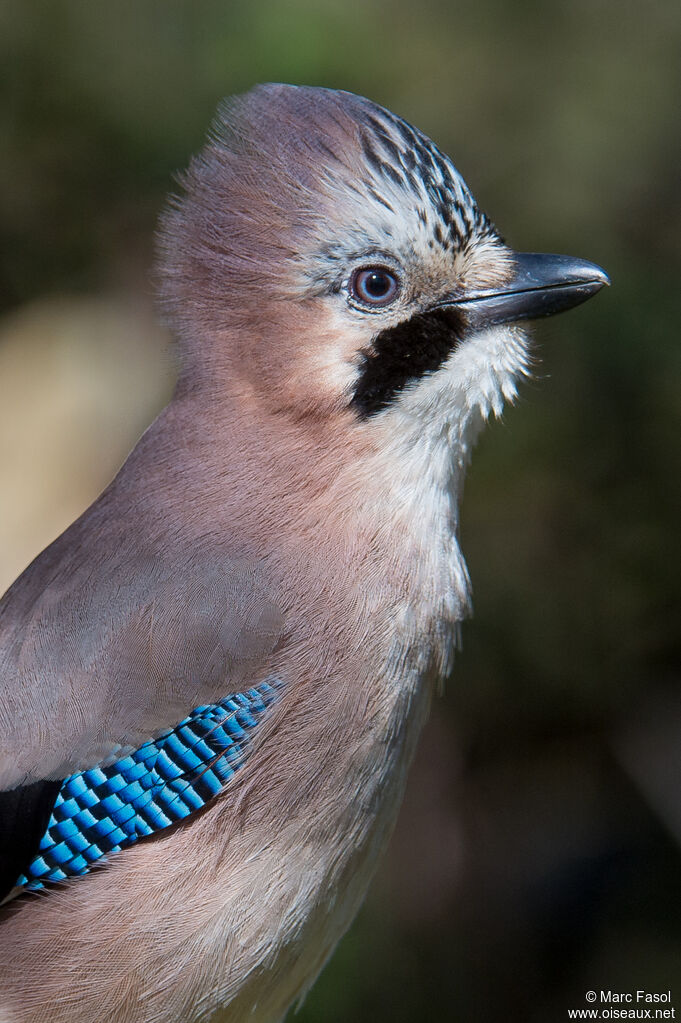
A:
[{"left": 16, "top": 679, "right": 281, "bottom": 891}]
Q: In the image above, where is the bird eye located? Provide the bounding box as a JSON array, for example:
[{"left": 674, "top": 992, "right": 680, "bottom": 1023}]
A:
[{"left": 350, "top": 267, "right": 400, "bottom": 307}]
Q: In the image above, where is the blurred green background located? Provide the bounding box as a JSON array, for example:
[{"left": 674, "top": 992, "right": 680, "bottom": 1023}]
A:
[{"left": 1, "top": 1, "right": 680, "bottom": 1020}]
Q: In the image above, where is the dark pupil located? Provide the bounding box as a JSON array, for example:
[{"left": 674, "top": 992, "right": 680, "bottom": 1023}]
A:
[{"left": 364, "top": 272, "right": 390, "bottom": 297}]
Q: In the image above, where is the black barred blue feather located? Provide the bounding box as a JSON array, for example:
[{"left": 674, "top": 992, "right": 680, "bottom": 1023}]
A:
[{"left": 15, "top": 679, "right": 281, "bottom": 890}]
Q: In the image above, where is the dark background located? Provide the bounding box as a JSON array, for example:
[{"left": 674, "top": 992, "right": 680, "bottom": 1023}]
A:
[{"left": 1, "top": 2, "right": 679, "bottom": 1020}]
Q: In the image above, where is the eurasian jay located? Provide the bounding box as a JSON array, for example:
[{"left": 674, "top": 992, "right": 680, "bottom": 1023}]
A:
[{"left": 0, "top": 84, "right": 608, "bottom": 1023}]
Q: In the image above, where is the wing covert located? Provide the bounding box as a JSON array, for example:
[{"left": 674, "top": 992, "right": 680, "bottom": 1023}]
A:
[{"left": 0, "top": 545, "right": 285, "bottom": 789}]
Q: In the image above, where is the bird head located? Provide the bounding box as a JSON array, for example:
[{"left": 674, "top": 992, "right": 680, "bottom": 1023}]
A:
[{"left": 159, "top": 83, "right": 607, "bottom": 445}]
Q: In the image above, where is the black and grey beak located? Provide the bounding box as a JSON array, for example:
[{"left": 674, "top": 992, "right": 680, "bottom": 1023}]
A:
[{"left": 433, "top": 253, "right": 610, "bottom": 329}]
